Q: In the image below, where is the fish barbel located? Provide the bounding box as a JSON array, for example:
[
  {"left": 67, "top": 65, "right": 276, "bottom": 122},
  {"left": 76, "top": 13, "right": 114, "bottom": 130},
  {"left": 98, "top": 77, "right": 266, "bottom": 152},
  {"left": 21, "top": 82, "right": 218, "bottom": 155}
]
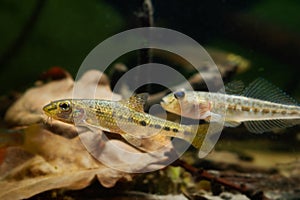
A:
[
  {"left": 161, "top": 78, "right": 300, "bottom": 133},
  {"left": 43, "top": 94, "right": 214, "bottom": 149}
]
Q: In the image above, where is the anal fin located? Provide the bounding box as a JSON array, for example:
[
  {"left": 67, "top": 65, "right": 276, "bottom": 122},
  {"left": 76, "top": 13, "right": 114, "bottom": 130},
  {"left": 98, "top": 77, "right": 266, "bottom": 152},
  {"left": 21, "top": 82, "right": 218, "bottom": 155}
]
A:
[{"left": 244, "top": 119, "right": 300, "bottom": 134}]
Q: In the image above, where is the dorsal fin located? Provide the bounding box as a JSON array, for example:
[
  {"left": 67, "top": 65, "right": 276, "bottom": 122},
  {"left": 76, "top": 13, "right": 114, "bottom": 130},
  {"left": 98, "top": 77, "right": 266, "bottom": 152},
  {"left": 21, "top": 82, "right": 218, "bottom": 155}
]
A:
[
  {"left": 241, "top": 78, "right": 299, "bottom": 105},
  {"left": 122, "top": 93, "right": 148, "bottom": 112},
  {"left": 223, "top": 80, "right": 245, "bottom": 95}
]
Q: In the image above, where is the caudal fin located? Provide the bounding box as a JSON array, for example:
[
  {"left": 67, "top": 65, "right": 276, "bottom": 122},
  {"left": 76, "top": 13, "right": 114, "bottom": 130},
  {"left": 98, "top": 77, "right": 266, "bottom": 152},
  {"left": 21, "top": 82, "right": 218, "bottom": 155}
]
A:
[
  {"left": 189, "top": 123, "right": 223, "bottom": 158},
  {"left": 189, "top": 124, "right": 209, "bottom": 149},
  {"left": 187, "top": 123, "right": 223, "bottom": 149}
]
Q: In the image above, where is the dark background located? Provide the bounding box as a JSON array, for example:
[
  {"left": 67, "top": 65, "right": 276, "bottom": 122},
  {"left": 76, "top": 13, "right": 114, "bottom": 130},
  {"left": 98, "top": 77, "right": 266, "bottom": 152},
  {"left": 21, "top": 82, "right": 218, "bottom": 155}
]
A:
[{"left": 1, "top": 0, "right": 300, "bottom": 96}]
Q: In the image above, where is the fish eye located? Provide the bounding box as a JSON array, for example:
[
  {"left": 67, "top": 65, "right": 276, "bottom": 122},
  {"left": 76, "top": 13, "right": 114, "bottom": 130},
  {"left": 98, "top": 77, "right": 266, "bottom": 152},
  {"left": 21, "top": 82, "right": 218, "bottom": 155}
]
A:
[
  {"left": 59, "top": 101, "right": 70, "bottom": 111},
  {"left": 174, "top": 91, "right": 185, "bottom": 99}
]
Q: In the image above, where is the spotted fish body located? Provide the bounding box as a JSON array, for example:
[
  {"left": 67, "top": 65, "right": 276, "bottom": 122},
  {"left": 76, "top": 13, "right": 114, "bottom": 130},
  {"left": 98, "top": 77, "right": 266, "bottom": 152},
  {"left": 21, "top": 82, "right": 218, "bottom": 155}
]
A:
[
  {"left": 43, "top": 94, "right": 211, "bottom": 149},
  {"left": 161, "top": 79, "right": 300, "bottom": 133},
  {"left": 173, "top": 92, "right": 300, "bottom": 122}
]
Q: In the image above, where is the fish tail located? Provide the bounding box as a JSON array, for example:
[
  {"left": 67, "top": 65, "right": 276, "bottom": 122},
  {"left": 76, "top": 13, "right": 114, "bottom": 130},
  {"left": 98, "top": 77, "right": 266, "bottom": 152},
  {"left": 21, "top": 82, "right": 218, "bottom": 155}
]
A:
[
  {"left": 187, "top": 123, "right": 222, "bottom": 150},
  {"left": 186, "top": 124, "right": 210, "bottom": 149}
]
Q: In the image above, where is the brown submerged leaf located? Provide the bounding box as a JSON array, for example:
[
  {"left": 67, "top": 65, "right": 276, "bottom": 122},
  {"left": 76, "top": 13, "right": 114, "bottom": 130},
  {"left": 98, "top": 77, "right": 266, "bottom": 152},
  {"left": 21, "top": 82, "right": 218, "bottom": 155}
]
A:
[
  {"left": 4, "top": 69, "right": 121, "bottom": 128},
  {"left": 0, "top": 125, "right": 133, "bottom": 200},
  {"left": 1, "top": 69, "right": 173, "bottom": 199}
]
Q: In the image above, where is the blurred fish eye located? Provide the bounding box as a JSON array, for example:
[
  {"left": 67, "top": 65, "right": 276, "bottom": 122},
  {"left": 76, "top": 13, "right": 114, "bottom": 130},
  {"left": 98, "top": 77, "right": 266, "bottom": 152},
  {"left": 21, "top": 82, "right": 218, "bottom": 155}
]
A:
[
  {"left": 59, "top": 101, "right": 71, "bottom": 111},
  {"left": 174, "top": 91, "right": 185, "bottom": 99}
]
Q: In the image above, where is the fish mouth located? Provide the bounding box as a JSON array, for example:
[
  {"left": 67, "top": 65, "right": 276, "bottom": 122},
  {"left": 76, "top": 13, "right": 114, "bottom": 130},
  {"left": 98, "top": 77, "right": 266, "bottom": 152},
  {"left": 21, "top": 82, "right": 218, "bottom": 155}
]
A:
[
  {"left": 42, "top": 105, "right": 48, "bottom": 112},
  {"left": 42, "top": 103, "right": 57, "bottom": 115},
  {"left": 160, "top": 97, "right": 175, "bottom": 107},
  {"left": 160, "top": 99, "right": 167, "bottom": 108}
]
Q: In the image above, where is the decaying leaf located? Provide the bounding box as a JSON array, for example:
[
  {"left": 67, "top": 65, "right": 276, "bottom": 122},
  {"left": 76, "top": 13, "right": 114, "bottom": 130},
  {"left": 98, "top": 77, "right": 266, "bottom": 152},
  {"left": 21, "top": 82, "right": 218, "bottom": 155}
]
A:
[
  {"left": 4, "top": 69, "right": 120, "bottom": 127},
  {"left": 0, "top": 125, "right": 134, "bottom": 200},
  {"left": 0, "top": 69, "right": 173, "bottom": 199}
]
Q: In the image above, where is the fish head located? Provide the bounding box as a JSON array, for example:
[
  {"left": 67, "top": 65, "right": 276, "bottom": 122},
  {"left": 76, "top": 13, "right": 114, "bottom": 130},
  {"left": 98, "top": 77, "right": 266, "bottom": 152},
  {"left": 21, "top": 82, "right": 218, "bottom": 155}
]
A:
[
  {"left": 161, "top": 91, "right": 209, "bottom": 119},
  {"left": 43, "top": 99, "right": 85, "bottom": 124},
  {"left": 161, "top": 90, "right": 185, "bottom": 115}
]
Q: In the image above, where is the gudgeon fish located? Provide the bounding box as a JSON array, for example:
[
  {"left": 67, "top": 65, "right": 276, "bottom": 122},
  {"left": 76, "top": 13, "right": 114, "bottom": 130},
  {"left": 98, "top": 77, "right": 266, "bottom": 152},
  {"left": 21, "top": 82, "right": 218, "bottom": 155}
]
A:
[
  {"left": 161, "top": 78, "right": 300, "bottom": 133},
  {"left": 43, "top": 94, "right": 216, "bottom": 149}
]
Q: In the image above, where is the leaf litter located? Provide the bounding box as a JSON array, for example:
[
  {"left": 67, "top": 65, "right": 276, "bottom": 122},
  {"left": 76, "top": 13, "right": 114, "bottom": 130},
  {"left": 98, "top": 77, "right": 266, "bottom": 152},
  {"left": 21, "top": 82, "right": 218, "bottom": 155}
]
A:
[
  {"left": 1, "top": 64, "right": 299, "bottom": 199},
  {"left": 0, "top": 69, "right": 173, "bottom": 199}
]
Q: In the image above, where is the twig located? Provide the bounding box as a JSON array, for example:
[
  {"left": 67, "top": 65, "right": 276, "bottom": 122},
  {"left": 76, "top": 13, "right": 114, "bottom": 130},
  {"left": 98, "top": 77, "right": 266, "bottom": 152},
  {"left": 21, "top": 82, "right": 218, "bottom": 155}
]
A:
[
  {"left": 135, "top": 0, "right": 154, "bottom": 93},
  {"left": 172, "top": 159, "right": 271, "bottom": 200},
  {"left": 138, "top": 0, "right": 154, "bottom": 65},
  {"left": 137, "top": 0, "right": 154, "bottom": 28},
  {"left": 0, "top": 0, "right": 47, "bottom": 68}
]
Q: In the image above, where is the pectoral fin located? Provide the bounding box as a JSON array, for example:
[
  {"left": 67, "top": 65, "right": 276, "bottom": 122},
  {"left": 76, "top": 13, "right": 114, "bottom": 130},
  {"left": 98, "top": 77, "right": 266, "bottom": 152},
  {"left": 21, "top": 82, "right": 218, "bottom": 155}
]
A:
[
  {"left": 206, "top": 112, "right": 224, "bottom": 123},
  {"left": 83, "top": 119, "right": 113, "bottom": 132},
  {"left": 202, "top": 111, "right": 224, "bottom": 124},
  {"left": 122, "top": 133, "right": 171, "bottom": 152},
  {"left": 122, "top": 134, "right": 142, "bottom": 147},
  {"left": 224, "top": 121, "right": 241, "bottom": 127}
]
